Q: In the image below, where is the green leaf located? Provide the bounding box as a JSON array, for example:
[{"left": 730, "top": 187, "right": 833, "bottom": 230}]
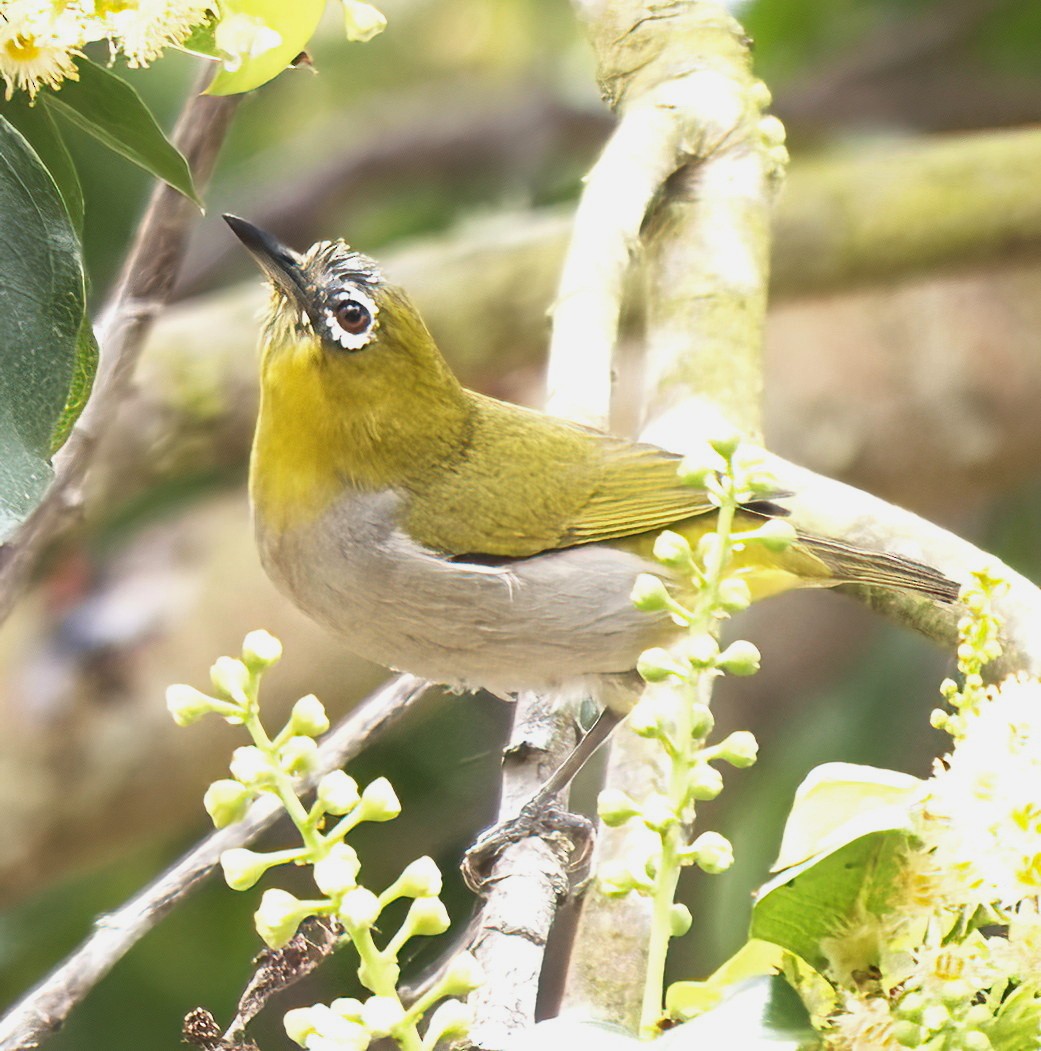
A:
[
  {"left": 0, "top": 117, "right": 91, "bottom": 539},
  {"left": 770, "top": 762, "right": 923, "bottom": 873},
  {"left": 1, "top": 97, "right": 84, "bottom": 231},
  {"left": 751, "top": 829, "right": 911, "bottom": 975},
  {"left": 659, "top": 976, "right": 820, "bottom": 1049},
  {"left": 206, "top": 0, "right": 325, "bottom": 96},
  {"left": 43, "top": 58, "right": 199, "bottom": 204},
  {"left": 49, "top": 315, "right": 98, "bottom": 454}
]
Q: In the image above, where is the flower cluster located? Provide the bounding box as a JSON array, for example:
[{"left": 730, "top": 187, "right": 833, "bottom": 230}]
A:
[
  {"left": 168, "top": 631, "right": 480, "bottom": 1051},
  {"left": 824, "top": 572, "right": 1041, "bottom": 1050},
  {"left": 0, "top": 0, "right": 214, "bottom": 98},
  {"left": 608, "top": 435, "right": 782, "bottom": 1036},
  {"left": 0, "top": 0, "right": 387, "bottom": 100}
]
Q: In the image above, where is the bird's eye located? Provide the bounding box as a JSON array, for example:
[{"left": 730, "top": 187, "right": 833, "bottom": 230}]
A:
[{"left": 334, "top": 299, "right": 371, "bottom": 335}]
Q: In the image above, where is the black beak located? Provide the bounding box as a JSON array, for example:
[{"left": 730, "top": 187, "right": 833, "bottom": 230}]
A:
[{"left": 223, "top": 215, "right": 307, "bottom": 303}]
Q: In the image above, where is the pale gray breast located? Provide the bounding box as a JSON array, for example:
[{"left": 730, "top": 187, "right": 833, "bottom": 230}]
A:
[{"left": 255, "top": 489, "right": 675, "bottom": 696}]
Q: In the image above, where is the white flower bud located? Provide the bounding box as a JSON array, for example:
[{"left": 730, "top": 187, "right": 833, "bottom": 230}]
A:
[
  {"left": 708, "top": 432, "right": 741, "bottom": 461},
  {"left": 717, "top": 577, "right": 752, "bottom": 612},
  {"left": 718, "top": 730, "right": 759, "bottom": 768},
  {"left": 631, "top": 573, "right": 671, "bottom": 612},
  {"left": 229, "top": 745, "right": 273, "bottom": 787},
  {"left": 440, "top": 950, "right": 484, "bottom": 996},
  {"left": 393, "top": 856, "right": 443, "bottom": 899},
  {"left": 636, "top": 647, "right": 682, "bottom": 683},
  {"left": 640, "top": 794, "right": 677, "bottom": 833},
  {"left": 653, "top": 530, "right": 693, "bottom": 567},
  {"left": 689, "top": 831, "right": 734, "bottom": 874},
  {"left": 283, "top": 1005, "right": 318, "bottom": 1045},
  {"left": 357, "top": 777, "right": 401, "bottom": 822},
  {"left": 204, "top": 779, "right": 253, "bottom": 828},
  {"left": 717, "top": 639, "right": 761, "bottom": 676},
  {"left": 254, "top": 888, "right": 308, "bottom": 948},
  {"left": 338, "top": 887, "right": 381, "bottom": 929},
  {"left": 597, "top": 788, "right": 640, "bottom": 827},
  {"left": 404, "top": 896, "right": 451, "bottom": 937},
  {"left": 316, "top": 770, "right": 360, "bottom": 815},
  {"left": 670, "top": 903, "right": 692, "bottom": 937},
  {"left": 343, "top": 0, "right": 387, "bottom": 43},
  {"left": 290, "top": 693, "right": 329, "bottom": 737},
  {"left": 422, "top": 999, "right": 473, "bottom": 1047},
  {"left": 360, "top": 996, "right": 405, "bottom": 1037},
  {"left": 678, "top": 633, "right": 719, "bottom": 669},
  {"left": 220, "top": 847, "right": 272, "bottom": 891},
  {"left": 209, "top": 656, "right": 251, "bottom": 704},
  {"left": 687, "top": 763, "right": 724, "bottom": 801},
  {"left": 279, "top": 735, "right": 320, "bottom": 775},
  {"left": 748, "top": 518, "right": 797, "bottom": 552},
  {"left": 313, "top": 842, "right": 361, "bottom": 896},
  {"left": 165, "top": 683, "right": 219, "bottom": 727},
  {"left": 241, "top": 629, "right": 282, "bottom": 671}
]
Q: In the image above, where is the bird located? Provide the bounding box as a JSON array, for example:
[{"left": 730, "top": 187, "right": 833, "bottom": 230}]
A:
[{"left": 224, "top": 214, "right": 958, "bottom": 723}]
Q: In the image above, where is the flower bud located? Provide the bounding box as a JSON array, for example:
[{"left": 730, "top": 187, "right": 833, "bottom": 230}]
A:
[
  {"left": 687, "top": 763, "right": 724, "bottom": 801},
  {"left": 628, "top": 693, "right": 675, "bottom": 740},
  {"left": 677, "top": 454, "right": 722, "bottom": 488},
  {"left": 203, "top": 779, "right": 253, "bottom": 828},
  {"left": 313, "top": 842, "right": 361, "bottom": 896},
  {"left": 330, "top": 997, "right": 365, "bottom": 1021},
  {"left": 640, "top": 794, "right": 677, "bottom": 833},
  {"left": 631, "top": 573, "right": 671, "bottom": 612},
  {"left": 241, "top": 629, "right": 282, "bottom": 672},
  {"left": 890, "top": 1020, "right": 922, "bottom": 1047},
  {"left": 670, "top": 903, "right": 692, "bottom": 937},
  {"left": 962, "top": 1033, "right": 992, "bottom": 1051},
  {"left": 255, "top": 888, "right": 308, "bottom": 948},
  {"left": 708, "top": 432, "right": 741, "bottom": 461},
  {"left": 229, "top": 745, "right": 273, "bottom": 787},
  {"left": 748, "top": 519, "right": 797, "bottom": 552},
  {"left": 440, "top": 950, "right": 484, "bottom": 996},
  {"left": 423, "top": 999, "right": 473, "bottom": 1047},
  {"left": 921, "top": 1004, "right": 950, "bottom": 1031},
  {"left": 717, "top": 640, "right": 761, "bottom": 676},
  {"left": 279, "top": 735, "right": 320, "bottom": 776},
  {"left": 209, "top": 656, "right": 251, "bottom": 704},
  {"left": 653, "top": 530, "right": 693, "bottom": 567},
  {"left": 357, "top": 777, "right": 401, "bottom": 822},
  {"left": 636, "top": 647, "right": 682, "bottom": 683},
  {"left": 688, "top": 702, "right": 715, "bottom": 739},
  {"left": 290, "top": 693, "right": 329, "bottom": 737},
  {"left": 717, "top": 730, "right": 759, "bottom": 768},
  {"left": 283, "top": 1006, "right": 319, "bottom": 1046},
  {"left": 678, "top": 633, "right": 719, "bottom": 669},
  {"left": 316, "top": 770, "right": 360, "bottom": 815},
  {"left": 221, "top": 847, "right": 273, "bottom": 891},
  {"left": 597, "top": 788, "right": 640, "bottom": 827},
  {"left": 360, "top": 996, "right": 405, "bottom": 1037},
  {"left": 717, "top": 577, "right": 752, "bottom": 612},
  {"left": 165, "top": 684, "right": 219, "bottom": 727},
  {"left": 343, "top": 0, "right": 387, "bottom": 43},
  {"left": 392, "top": 856, "right": 443, "bottom": 899},
  {"left": 404, "top": 896, "right": 451, "bottom": 937},
  {"left": 690, "top": 831, "right": 734, "bottom": 874},
  {"left": 338, "top": 887, "right": 381, "bottom": 929}
]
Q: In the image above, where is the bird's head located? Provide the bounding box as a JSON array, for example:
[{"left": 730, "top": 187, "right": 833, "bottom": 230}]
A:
[{"left": 225, "top": 216, "right": 469, "bottom": 519}]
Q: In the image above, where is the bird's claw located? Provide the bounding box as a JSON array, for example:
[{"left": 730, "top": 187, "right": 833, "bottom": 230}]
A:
[{"left": 461, "top": 799, "right": 595, "bottom": 895}]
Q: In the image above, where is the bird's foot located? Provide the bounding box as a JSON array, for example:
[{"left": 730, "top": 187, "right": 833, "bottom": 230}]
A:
[{"left": 461, "top": 797, "right": 594, "bottom": 895}]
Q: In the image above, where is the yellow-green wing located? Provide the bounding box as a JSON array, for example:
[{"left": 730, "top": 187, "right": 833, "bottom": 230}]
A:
[{"left": 559, "top": 438, "right": 716, "bottom": 546}]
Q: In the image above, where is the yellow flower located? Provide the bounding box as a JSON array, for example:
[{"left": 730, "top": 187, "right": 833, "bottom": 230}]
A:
[{"left": 0, "top": 0, "right": 84, "bottom": 99}]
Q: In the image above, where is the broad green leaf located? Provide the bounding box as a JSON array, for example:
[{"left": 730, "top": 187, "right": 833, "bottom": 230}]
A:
[
  {"left": 659, "top": 976, "right": 820, "bottom": 1049},
  {"left": 2, "top": 97, "right": 84, "bottom": 230},
  {"left": 43, "top": 58, "right": 199, "bottom": 204},
  {"left": 752, "top": 829, "right": 911, "bottom": 975},
  {"left": 771, "top": 762, "right": 923, "bottom": 873},
  {"left": 0, "top": 118, "right": 90, "bottom": 539},
  {"left": 206, "top": 0, "right": 325, "bottom": 96}
]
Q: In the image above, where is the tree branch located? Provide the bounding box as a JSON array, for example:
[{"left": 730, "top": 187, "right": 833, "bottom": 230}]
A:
[{"left": 0, "top": 675, "right": 428, "bottom": 1051}]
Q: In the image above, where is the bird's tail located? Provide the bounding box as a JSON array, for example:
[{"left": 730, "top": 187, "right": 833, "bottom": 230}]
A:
[{"left": 798, "top": 534, "right": 961, "bottom": 604}]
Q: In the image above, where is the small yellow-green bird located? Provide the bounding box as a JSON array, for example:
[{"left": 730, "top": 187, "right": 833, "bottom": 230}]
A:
[{"left": 225, "top": 216, "right": 957, "bottom": 713}]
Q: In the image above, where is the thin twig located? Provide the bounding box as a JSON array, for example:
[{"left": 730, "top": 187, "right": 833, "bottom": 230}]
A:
[
  {"left": 0, "top": 674, "right": 429, "bottom": 1051},
  {"left": 0, "top": 68, "right": 240, "bottom": 628}
]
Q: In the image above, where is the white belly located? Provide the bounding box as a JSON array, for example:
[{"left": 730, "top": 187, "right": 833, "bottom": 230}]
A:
[{"left": 255, "top": 489, "right": 675, "bottom": 698}]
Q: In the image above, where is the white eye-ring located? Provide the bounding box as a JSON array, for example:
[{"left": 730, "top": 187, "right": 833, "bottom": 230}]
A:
[{"left": 324, "top": 285, "right": 378, "bottom": 350}]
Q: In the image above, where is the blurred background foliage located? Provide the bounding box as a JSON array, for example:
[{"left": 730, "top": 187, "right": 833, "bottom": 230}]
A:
[{"left": 3, "top": 0, "right": 1041, "bottom": 1046}]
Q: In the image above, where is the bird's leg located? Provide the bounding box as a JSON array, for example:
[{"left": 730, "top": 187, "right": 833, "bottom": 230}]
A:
[{"left": 461, "top": 708, "right": 623, "bottom": 893}]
